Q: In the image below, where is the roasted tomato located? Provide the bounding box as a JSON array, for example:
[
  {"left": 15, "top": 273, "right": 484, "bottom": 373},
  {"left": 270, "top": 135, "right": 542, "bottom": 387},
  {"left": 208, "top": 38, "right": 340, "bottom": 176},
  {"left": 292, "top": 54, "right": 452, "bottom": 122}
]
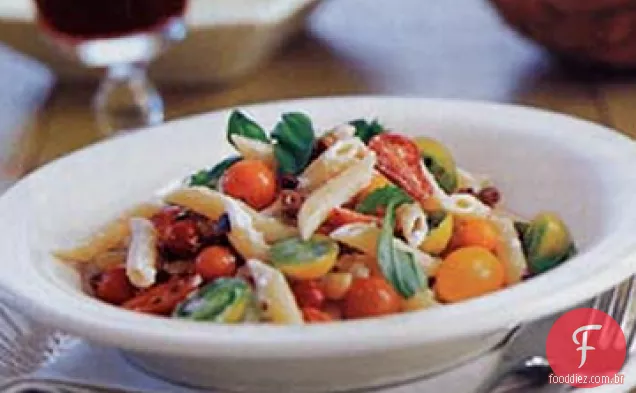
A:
[
  {"left": 368, "top": 133, "right": 437, "bottom": 210},
  {"left": 122, "top": 276, "right": 200, "bottom": 316},
  {"left": 94, "top": 266, "right": 136, "bottom": 305}
]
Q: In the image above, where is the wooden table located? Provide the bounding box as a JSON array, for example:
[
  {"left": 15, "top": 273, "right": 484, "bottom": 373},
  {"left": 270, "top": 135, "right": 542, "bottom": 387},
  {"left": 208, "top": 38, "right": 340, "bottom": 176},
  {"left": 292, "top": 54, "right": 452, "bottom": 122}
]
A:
[{"left": 8, "top": 0, "right": 636, "bottom": 174}]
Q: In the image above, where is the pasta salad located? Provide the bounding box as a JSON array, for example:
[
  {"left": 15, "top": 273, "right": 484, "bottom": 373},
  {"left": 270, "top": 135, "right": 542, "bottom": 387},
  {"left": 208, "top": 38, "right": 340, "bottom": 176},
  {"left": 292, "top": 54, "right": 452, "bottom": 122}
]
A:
[{"left": 55, "top": 111, "right": 577, "bottom": 324}]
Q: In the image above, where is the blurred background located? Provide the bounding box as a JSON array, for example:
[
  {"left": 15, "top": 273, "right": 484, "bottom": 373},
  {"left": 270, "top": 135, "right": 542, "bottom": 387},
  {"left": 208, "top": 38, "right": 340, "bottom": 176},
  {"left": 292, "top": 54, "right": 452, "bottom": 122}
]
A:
[{"left": 2, "top": 0, "right": 636, "bottom": 185}]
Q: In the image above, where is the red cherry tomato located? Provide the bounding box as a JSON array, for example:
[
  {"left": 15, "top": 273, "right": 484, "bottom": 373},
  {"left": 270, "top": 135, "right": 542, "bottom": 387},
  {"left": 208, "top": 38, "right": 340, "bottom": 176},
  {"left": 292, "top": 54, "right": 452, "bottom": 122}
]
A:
[
  {"left": 151, "top": 206, "right": 183, "bottom": 229},
  {"left": 221, "top": 159, "right": 277, "bottom": 210},
  {"left": 292, "top": 280, "right": 326, "bottom": 309},
  {"left": 94, "top": 266, "right": 136, "bottom": 305},
  {"left": 302, "top": 307, "right": 333, "bottom": 323},
  {"left": 368, "top": 133, "right": 436, "bottom": 210},
  {"left": 122, "top": 276, "right": 200, "bottom": 316},
  {"left": 195, "top": 246, "right": 238, "bottom": 281},
  {"left": 343, "top": 277, "right": 401, "bottom": 319},
  {"left": 159, "top": 219, "right": 201, "bottom": 257}
]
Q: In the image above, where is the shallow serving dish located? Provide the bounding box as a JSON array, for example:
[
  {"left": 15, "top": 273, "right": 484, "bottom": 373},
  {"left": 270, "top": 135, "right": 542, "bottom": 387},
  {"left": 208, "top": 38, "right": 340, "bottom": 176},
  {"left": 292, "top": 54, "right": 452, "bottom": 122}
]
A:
[
  {"left": 0, "top": 0, "right": 320, "bottom": 84},
  {"left": 1, "top": 96, "right": 636, "bottom": 392}
]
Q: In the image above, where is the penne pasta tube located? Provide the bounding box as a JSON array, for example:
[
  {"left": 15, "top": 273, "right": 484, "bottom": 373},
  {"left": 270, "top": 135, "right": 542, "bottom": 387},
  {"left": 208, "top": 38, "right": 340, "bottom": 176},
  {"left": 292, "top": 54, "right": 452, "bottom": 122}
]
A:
[
  {"left": 298, "top": 153, "right": 376, "bottom": 240},
  {"left": 223, "top": 197, "right": 271, "bottom": 261},
  {"left": 441, "top": 194, "right": 491, "bottom": 218},
  {"left": 164, "top": 187, "right": 297, "bottom": 242},
  {"left": 396, "top": 203, "right": 429, "bottom": 249},
  {"left": 247, "top": 259, "right": 304, "bottom": 325},
  {"left": 298, "top": 137, "right": 369, "bottom": 192},
  {"left": 490, "top": 213, "right": 527, "bottom": 285},
  {"left": 230, "top": 134, "right": 277, "bottom": 168},
  {"left": 54, "top": 203, "right": 163, "bottom": 263},
  {"left": 329, "top": 223, "right": 440, "bottom": 276},
  {"left": 419, "top": 162, "right": 491, "bottom": 218},
  {"left": 126, "top": 218, "right": 158, "bottom": 288}
]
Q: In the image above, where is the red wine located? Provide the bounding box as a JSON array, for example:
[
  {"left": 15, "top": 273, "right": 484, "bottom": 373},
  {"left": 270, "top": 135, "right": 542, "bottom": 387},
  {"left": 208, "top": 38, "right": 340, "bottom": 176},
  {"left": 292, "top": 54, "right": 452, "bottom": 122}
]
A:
[{"left": 35, "top": 0, "right": 187, "bottom": 40}]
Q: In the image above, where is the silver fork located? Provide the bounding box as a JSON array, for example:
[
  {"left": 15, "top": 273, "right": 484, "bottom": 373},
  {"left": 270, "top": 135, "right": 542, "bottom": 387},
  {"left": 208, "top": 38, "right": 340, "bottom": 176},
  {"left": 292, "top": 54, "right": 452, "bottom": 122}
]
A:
[
  {"left": 476, "top": 275, "right": 636, "bottom": 393},
  {"left": 0, "top": 292, "right": 150, "bottom": 393}
]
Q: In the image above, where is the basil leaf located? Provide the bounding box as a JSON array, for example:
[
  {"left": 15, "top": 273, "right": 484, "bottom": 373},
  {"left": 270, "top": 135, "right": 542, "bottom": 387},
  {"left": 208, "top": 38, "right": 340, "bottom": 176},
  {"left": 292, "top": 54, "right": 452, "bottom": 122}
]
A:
[
  {"left": 350, "top": 119, "right": 384, "bottom": 144},
  {"left": 377, "top": 199, "right": 427, "bottom": 298},
  {"left": 188, "top": 156, "right": 242, "bottom": 189},
  {"left": 227, "top": 110, "right": 269, "bottom": 146},
  {"left": 271, "top": 112, "right": 316, "bottom": 175},
  {"left": 356, "top": 185, "right": 413, "bottom": 215}
]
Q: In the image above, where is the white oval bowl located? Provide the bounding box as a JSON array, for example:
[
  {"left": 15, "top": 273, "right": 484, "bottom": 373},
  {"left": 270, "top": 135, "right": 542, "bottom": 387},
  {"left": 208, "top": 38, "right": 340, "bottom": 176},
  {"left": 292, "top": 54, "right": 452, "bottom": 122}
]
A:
[{"left": 1, "top": 96, "right": 636, "bottom": 392}]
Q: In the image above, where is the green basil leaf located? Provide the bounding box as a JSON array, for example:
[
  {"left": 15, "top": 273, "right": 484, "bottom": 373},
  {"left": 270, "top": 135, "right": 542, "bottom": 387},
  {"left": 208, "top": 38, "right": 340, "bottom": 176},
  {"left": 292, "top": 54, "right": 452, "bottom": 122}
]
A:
[
  {"left": 350, "top": 119, "right": 384, "bottom": 144},
  {"left": 188, "top": 156, "right": 242, "bottom": 189},
  {"left": 377, "top": 199, "right": 427, "bottom": 298},
  {"left": 271, "top": 112, "right": 316, "bottom": 175},
  {"left": 356, "top": 185, "right": 413, "bottom": 215},
  {"left": 227, "top": 110, "right": 269, "bottom": 146}
]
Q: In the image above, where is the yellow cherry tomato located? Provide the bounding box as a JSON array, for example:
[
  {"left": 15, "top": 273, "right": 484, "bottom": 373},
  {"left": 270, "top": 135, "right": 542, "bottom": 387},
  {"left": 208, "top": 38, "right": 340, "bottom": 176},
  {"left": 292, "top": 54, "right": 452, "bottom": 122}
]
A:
[
  {"left": 420, "top": 213, "right": 454, "bottom": 255},
  {"left": 435, "top": 246, "right": 505, "bottom": 303},
  {"left": 448, "top": 216, "right": 500, "bottom": 252},
  {"left": 270, "top": 235, "right": 339, "bottom": 280}
]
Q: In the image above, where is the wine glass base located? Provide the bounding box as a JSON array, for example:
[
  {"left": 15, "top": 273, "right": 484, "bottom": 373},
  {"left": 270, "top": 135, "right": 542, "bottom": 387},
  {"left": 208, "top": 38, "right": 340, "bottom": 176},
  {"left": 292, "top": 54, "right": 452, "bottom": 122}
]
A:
[{"left": 93, "top": 64, "right": 165, "bottom": 137}]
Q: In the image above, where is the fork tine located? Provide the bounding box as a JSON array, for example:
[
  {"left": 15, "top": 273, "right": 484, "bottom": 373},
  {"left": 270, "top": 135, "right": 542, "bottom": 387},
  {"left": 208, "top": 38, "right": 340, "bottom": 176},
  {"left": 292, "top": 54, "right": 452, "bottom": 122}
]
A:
[{"left": 595, "top": 277, "right": 635, "bottom": 350}]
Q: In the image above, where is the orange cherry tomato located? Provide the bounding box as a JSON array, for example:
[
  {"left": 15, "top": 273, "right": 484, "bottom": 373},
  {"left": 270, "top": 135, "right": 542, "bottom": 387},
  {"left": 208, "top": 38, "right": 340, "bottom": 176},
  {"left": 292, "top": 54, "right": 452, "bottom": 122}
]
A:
[
  {"left": 435, "top": 246, "right": 505, "bottom": 303},
  {"left": 195, "top": 246, "right": 238, "bottom": 281},
  {"left": 122, "top": 276, "right": 200, "bottom": 316},
  {"left": 449, "top": 217, "right": 500, "bottom": 252},
  {"left": 292, "top": 280, "right": 326, "bottom": 309},
  {"left": 368, "top": 133, "right": 436, "bottom": 210},
  {"left": 220, "top": 159, "right": 277, "bottom": 210},
  {"left": 302, "top": 307, "right": 333, "bottom": 323},
  {"left": 343, "top": 277, "right": 401, "bottom": 319},
  {"left": 94, "top": 266, "right": 136, "bottom": 305}
]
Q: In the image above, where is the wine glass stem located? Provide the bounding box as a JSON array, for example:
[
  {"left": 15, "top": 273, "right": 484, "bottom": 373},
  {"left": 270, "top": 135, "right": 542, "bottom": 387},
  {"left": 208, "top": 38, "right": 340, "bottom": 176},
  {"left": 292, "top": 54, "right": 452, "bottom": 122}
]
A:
[{"left": 93, "top": 63, "right": 164, "bottom": 136}]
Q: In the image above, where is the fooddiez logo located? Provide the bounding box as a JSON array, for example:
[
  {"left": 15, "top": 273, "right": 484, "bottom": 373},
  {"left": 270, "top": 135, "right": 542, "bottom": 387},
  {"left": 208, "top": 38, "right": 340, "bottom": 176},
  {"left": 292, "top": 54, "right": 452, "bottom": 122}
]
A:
[{"left": 546, "top": 308, "right": 626, "bottom": 388}]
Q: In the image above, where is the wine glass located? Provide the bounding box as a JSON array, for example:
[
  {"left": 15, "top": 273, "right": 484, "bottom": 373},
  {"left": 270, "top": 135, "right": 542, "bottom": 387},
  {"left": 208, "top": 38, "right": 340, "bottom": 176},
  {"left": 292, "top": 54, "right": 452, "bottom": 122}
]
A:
[{"left": 33, "top": 0, "right": 188, "bottom": 136}]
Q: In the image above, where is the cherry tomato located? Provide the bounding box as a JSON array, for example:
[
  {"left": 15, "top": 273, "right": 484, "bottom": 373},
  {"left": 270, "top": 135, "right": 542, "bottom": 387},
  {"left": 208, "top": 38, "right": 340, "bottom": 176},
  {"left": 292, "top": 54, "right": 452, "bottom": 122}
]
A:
[
  {"left": 292, "top": 280, "right": 326, "bottom": 309},
  {"left": 448, "top": 217, "right": 500, "bottom": 252},
  {"left": 435, "top": 246, "right": 504, "bottom": 303},
  {"left": 122, "top": 276, "right": 200, "bottom": 316},
  {"left": 195, "top": 246, "right": 238, "bottom": 281},
  {"left": 221, "top": 159, "right": 277, "bottom": 210},
  {"left": 94, "top": 266, "right": 136, "bottom": 305},
  {"left": 368, "top": 133, "right": 437, "bottom": 210},
  {"left": 343, "top": 277, "right": 401, "bottom": 319},
  {"left": 159, "top": 219, "right": 202, "bottom": 257},
  {"left": 302, "top": 307, "right": 333, "bottom": 323},
  {"left": 151, "top": 205, "right": 183, "bottom": 229}
]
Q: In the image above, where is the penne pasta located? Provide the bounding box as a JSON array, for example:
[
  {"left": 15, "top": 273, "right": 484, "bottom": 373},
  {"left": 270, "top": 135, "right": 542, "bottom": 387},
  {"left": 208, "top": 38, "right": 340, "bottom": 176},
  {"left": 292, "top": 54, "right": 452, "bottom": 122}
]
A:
[
  {"left": 248, "top": 259, "right": 304, "bottom": 324},
  {"left": 230, "top": 134, "right": 277, "bottom": 168},
  {"left": 223, "top": 197, "right": 271, "bottom": 261},
  {"left": 419, "top": 162, "right": 491, "bottom": 218},
  {"left": 490, "top": 213, "right": 527, "bottom": 285},
  {"left": 164, "top": 186, "right": 297, "bottom": 242},
  {"left": 54, "top": 203, "right": 163, "bottom": 263},
  {"left": 396, "top": 203, "right": 429, "bottom": 249},
  {"left": 126, "top": 218, "right": 158, "bottom": 288},
  {"left": 441, "top": 194, "right": 491, "bottom": 218},
  {"left": 298, "top": 153, "right": 376, "bottom": 240},
  {"left": 298, "top": 138, "right": 369, "bottom": 192},
  {"left": 329, "top": 223, "right": 440, "bottom": 276}
]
